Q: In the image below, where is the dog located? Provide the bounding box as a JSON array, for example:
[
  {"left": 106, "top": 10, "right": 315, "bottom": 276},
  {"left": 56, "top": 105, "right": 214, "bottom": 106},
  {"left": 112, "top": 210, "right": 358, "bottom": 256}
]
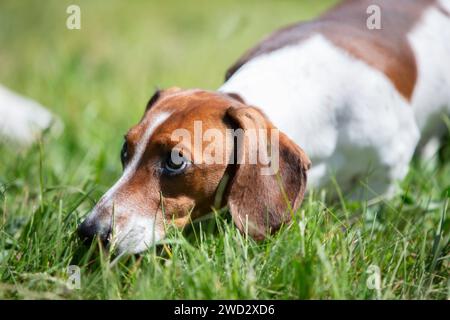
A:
[{"left": 78, "top": 0, "right": 450, "bottom": 254}]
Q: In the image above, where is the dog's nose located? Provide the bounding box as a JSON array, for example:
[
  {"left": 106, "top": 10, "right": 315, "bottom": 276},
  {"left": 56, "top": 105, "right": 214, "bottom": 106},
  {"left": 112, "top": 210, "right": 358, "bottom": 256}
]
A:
[{"left": 77, "top": 220, "right": 110, "bottom": 246}]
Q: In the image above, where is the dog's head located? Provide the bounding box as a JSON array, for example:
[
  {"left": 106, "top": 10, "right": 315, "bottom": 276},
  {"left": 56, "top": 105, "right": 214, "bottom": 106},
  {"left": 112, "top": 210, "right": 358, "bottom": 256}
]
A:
[{"left": 78, "top": 88, "right": 310, "bottom": 254}]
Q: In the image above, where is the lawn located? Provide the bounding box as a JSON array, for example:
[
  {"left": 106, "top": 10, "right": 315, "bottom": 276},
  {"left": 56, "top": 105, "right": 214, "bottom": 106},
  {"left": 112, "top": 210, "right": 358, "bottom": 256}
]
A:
[{"left": 0, "top": 0, "right": 448, "bottom": 299}]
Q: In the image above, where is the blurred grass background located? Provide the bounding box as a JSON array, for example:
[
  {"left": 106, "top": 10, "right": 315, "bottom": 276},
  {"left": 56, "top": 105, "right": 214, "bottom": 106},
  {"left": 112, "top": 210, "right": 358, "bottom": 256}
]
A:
[{"left": 0, "top": 0, "right": 448, "bottom": 299}]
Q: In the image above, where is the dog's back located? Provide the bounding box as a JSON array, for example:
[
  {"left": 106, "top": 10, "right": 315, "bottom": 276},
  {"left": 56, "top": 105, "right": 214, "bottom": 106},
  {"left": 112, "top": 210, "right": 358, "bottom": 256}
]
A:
[{"left": 221, "top": 0, "right": 450, "bottom": 197}]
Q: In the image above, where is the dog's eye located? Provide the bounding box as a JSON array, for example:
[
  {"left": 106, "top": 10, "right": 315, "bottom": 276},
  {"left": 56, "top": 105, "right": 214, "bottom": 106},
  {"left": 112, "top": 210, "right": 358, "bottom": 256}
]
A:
[
  {"left": 163, "top": 151, "right": 189, "bottom": 175},
  {"left": 120, "top": 140, "right": 128, "bottom": 167}
]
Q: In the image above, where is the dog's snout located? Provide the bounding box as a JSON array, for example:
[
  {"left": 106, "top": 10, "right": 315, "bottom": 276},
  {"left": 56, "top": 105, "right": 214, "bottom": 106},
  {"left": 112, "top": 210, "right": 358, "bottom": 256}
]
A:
[{"left": 77, "top": 219, "right": 111, "bottom": 246}]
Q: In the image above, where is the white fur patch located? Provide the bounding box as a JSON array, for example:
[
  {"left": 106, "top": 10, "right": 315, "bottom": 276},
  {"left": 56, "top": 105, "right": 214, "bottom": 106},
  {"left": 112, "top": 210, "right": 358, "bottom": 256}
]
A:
[
  {"left": 0, "top": 85, "right": 57, "bottom": 145},
  {"left": 115, "top": 212, "right": 163, "bottom": 254},
  {"left": 100, "top": 112, "right": 171, "bottom": 205},
  {"left": 220, "top": 34, "right": 421, "bottom": 198}
]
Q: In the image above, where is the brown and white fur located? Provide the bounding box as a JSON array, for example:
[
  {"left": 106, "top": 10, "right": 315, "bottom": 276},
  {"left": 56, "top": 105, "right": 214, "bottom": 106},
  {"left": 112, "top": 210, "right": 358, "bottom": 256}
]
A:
[{"left": 79, "top": 0, "right": 450, "bottom": 254}]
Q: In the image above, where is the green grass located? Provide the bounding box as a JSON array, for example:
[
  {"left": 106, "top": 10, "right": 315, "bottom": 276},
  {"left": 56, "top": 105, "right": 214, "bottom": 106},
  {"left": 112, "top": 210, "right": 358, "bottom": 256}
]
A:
[{"left": 0, "top": 0, "right": 449, "bottom": 299}]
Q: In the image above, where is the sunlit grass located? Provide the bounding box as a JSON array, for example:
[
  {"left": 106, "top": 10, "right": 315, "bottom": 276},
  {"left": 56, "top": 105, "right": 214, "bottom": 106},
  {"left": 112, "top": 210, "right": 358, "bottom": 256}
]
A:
[{"left": 0, "top": 0, "right": 448, "bottom": 299}]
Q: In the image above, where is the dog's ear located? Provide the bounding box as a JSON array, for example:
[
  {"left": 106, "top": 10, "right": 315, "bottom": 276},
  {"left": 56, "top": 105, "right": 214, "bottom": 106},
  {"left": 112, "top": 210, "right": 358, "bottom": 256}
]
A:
[
  {"left": 146, "top": 87, "right": 182, "bottom": 111},
  {"left": 145, "top": 89, "right": 161, "bottom": 111},
  {"left": 224, "top": 92, "right": 246, "bottom": 104},
  {"left": 225, "top": 106, "right": 311, "bottom": 240}
]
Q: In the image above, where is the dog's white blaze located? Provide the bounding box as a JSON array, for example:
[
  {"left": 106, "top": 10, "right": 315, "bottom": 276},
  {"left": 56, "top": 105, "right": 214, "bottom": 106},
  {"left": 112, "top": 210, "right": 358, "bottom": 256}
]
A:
[
  {"left": 220, "top": 34, "right": 421, "bottom": 198},
  {"left": 83, "top": 112, "right": 170, "bottom": 253},
  {"left": 114, "top": 208, "right": 163, "bottom": 254}
]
